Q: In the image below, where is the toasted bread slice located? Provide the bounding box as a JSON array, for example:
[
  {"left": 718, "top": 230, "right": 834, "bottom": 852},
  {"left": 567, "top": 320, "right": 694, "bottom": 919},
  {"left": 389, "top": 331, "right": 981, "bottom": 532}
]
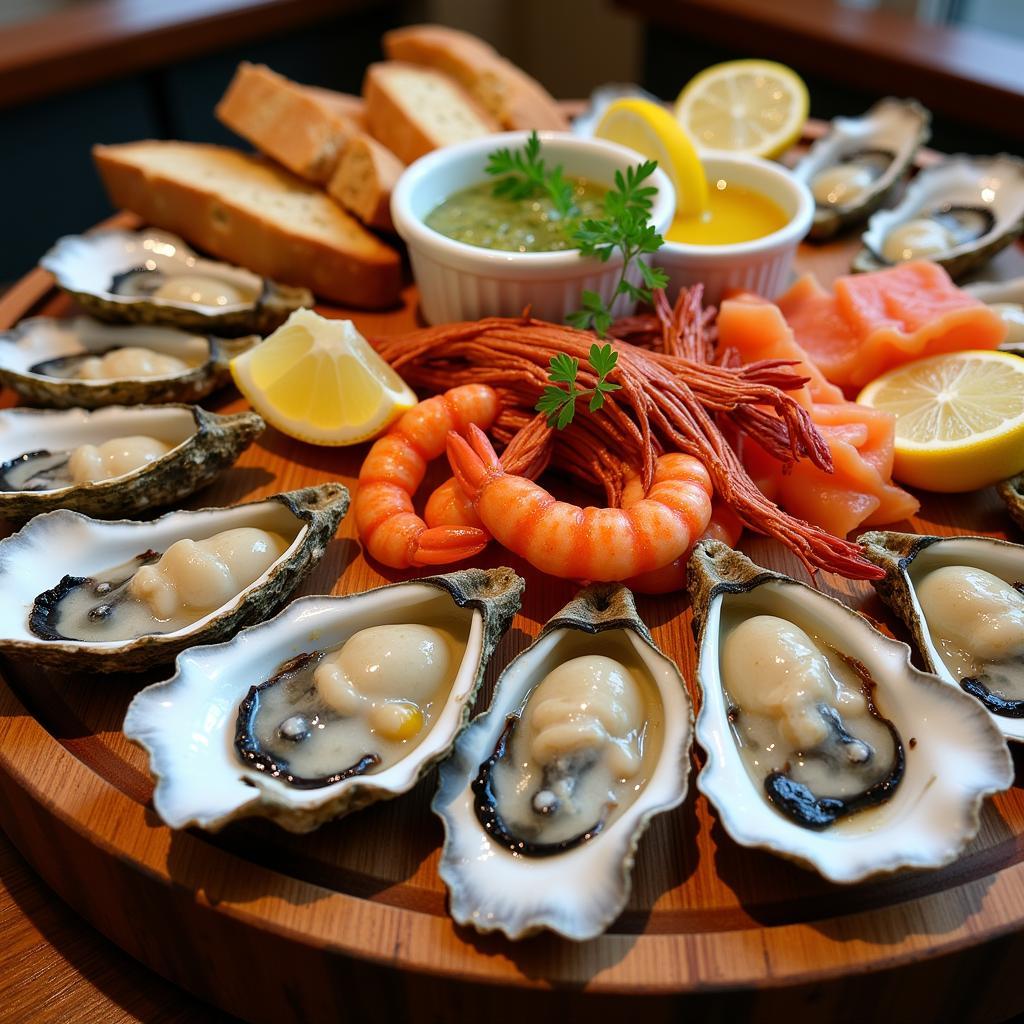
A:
[
  {"left": 302, "top": 85, "right": 367, "bottom": 129},
  {"left": 93, "top": 141, "right": 401, "bottom": 309},
  {"left": 363, "top": 61, "right": 499, "bottom": 165},
  {"left": 383, "top": 24, "right": 567, "bottom": 131},
  {"left": 216, "top": 62, "right": 359, "bottom": 183},
  {"left": 327, "top": 133, "right": 404, "bottom": 232}
]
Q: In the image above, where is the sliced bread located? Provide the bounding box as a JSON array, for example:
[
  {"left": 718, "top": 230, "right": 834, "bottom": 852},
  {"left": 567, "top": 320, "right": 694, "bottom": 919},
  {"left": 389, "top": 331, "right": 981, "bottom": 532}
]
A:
[
  {"left": 216, "top": 62, "right": 359, "bottom": 183},
  {"left": 302, "top": 85, "right": 367, "bottom": 129},
  {"left": 93, "top": 141, "right": 402, "bottom": 309},
  {"left": 363, "top": 61, "right": 499, "bottom": 165},
  {"left": 383, "top": 24, "right": 567, "bottom": 131},
  {"left": 327, "top": 133, "right": 404, "bottom": 232}
]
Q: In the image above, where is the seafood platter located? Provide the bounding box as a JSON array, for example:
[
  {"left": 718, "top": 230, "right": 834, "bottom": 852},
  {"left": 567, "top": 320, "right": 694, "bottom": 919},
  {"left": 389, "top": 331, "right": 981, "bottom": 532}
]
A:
[{"left": 4, "top": 23, "right": 1024, "bottom": 1022}]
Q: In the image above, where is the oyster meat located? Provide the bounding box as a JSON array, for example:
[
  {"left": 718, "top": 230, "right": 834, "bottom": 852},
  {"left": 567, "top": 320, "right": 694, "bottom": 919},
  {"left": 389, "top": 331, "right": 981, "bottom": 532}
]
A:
[
  {"left": 689, "top": 540, "right": 1011, "bottom": 882},
  {"left": 0, "top": 316, "right": 258, "bottom": 408},
  {"left": 0, "top": 405, "right": 263, "bottom": 520},
  {"left": 433, "top": 584, "right": 692, "bottom": 941},
  {"left": 41, "top": 228, "right": 312, "bottom": 336},
  {"left": 792, "top": 98, "right": 930, "bottom": 239},
  {"left": 854, "top": 154, "right": 1024, "bottom": 279},
  {"left": 0, "top": 483, "right": 349, "bottom": 672},
  {"left": 123, "top": 568, "right": 523, "bottom": 831},
  {"left": 863, "top": 530, "right": 1024, "bottom": 743},
  {"left": 965, "top": 277, "right": 1024, "bottom": 354}
]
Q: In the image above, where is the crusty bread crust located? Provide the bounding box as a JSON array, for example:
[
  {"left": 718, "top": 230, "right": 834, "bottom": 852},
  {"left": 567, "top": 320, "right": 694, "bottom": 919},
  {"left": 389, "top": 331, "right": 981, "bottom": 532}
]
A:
[
  {"left": 363, "top": 61, "right": 499, "bottom": 165},
  {"left": 383, "top": 24, "right": 567, "bottom": 131},
  {"left": 302, "top": 85, "right": 368, "bottom": 129},
  {"left": 327, "top": 133, "right": 404, "bottom": 232},
  {"left": 93, "top": 141, "right": 402, "bottom": 309},
  {"left": 216, "top": 62, "right": 359, "bottom": 183}
]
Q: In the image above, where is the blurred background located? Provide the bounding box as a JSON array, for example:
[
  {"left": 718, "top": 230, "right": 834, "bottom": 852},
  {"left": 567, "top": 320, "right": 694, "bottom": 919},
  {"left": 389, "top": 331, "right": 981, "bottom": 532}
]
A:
[{"left": 1, "top": 0, "right": 1022, "bottom": 282}]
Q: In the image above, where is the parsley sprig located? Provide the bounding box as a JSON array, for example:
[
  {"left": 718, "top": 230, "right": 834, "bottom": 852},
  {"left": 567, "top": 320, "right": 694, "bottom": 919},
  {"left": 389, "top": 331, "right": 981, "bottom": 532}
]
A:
[
  {"left": 485, "top": 131, "right": 575, "bottom": 218},
  {"left": 567, "top": 161, "right": 669, "bottom": 336},
  {"left": 535, "top": 343, "right": 622, "bottom": 428}
]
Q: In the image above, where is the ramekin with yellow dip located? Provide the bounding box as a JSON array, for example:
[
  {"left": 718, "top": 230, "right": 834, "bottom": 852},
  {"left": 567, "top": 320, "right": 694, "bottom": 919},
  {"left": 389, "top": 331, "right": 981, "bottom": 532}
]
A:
[{"left": 659, "top": 154, "right": 814, "bottom": 305}]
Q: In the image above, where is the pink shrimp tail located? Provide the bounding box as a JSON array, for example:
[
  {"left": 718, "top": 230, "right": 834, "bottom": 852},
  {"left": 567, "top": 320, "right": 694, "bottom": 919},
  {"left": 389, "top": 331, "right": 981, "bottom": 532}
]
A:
[
  {"left": 446, "top": 423, "right": 501, "bottom": 499},
  {"left": 411, "top": 525, "right": 490, "bottom": 565}
]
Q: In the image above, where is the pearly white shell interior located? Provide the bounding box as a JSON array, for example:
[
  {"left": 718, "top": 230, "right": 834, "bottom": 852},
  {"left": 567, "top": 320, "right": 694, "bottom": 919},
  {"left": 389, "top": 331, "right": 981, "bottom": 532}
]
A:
[
  {"left": 41, "top": 229, "right": 263, "bottom": 314},
  {"left": 696, "top": 577, "right": 1011, "bottom": 884},
  {"left": 124, "top": 585, "right": 483, "bottom": 828},
  {"left": 0, "top": 406, "right": 196, "bottom": 493},
  {"left": 433, "top": 625, "right": 691, "bottom": 942},
  {"left": 0, "top": 501, "right": 307, "bottom": 650},
  {"left": 0, "top": 317, "right": 210, "bottom": 383},
  {"left": 903, "top": 537, "right": 1024, "bottom": 743}
]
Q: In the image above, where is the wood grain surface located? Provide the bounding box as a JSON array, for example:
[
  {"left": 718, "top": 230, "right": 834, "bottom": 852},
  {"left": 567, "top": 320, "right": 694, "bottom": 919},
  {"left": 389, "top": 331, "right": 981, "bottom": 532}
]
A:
[{"left": 3, "top": 205, "right": 1024, "bottom": 1020}]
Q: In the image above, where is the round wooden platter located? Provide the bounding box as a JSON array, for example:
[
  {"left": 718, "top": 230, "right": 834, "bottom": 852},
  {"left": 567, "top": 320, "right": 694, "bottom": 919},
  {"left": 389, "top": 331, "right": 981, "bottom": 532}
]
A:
[{"left": 3, "top": 208, "right": 1024, "bottom": 1023}]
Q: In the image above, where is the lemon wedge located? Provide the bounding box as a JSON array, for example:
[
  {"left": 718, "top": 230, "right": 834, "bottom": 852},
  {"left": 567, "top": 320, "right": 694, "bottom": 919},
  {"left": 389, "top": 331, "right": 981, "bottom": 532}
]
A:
[
  {"left": 231, "top": 309, "right": 416, "bottom": 445},
  {"left": 595, "top": 97, "right": 708, "bottom": 218},
  {"left": 857, "top": 350, "right": 1024, "bottom": 492},
  {"left": 674, "top": 59, "right": 809, "bottom": 159}
]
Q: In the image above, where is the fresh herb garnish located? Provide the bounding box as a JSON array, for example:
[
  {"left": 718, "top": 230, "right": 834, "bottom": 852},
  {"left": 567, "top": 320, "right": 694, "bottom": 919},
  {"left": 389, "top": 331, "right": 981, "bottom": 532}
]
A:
[
  {"left": 485, "top": 130, "right": 575, "bottom": 218},
  {"left": 535, "top": 343, "right": 622, "bottom": 428},
  {"left": 567, "top": 161, "right": 669, "bottom": 336}
]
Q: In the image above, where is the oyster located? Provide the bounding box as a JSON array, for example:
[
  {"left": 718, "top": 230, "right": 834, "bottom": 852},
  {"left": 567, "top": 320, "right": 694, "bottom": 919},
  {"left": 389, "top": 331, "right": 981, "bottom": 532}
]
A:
[
  {"left": 854, "top": 154, "right": 1024, "bottom": 279},
  {"left": 792, "top": 97, "right": 931, "bottom": 239},
  {"left": 0, "top": 404, "right": 263, "bottom": 520},
  {"left": 964, "top": 276, "right": 1024, "bottom": 355},
  {"left": 0, "top": 483, "right": 349, "bottom": 672},
  {"left": 999, "top": 473, "right": 1024, "bottom": 532},
  {"left": 123, "top": 568, "right": 523, "bottom": 832},
  {"left": 862, "top": 530, "right": 1024, "bottom": 744},
  {"left": 689, "top": 540, "right": 1010, "bottom": 882},
  {"left": 41, "top": 229, "right": 311, "bottom": 336},
  {"left": 0, "top": 316, "right": 258, "bottom": 409},
  {"left": 432, "top": 584, "right": 692, "bottom": 941}
]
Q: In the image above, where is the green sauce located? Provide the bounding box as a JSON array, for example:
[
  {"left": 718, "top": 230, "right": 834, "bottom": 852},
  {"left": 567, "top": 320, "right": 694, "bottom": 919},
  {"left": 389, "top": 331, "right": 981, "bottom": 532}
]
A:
[{"left": 424, "top": 178, "right": 608, "bottom": 253}]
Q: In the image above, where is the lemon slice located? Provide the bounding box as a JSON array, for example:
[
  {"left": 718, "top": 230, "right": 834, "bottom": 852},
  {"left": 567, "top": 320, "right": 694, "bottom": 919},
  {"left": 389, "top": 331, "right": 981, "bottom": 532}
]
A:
[
  {"left": 674, "top": 59, "right": 809, "bottom": 158},
  {"left": 595, "top": 97, "right": 708, "bottom": 217},
  {"left": 231, "top": 309, "right": 416, "bottom": 445},
  {"left": 857, "top": 350, "right": 1024, "bottom": 492}
]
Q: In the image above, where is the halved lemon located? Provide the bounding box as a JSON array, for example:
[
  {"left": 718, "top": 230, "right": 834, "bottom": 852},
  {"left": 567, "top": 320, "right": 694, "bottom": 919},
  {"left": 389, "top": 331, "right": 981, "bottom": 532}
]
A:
[
  {"left": 674, "top": 59, "right": 809, "bottom": 159},
  {"left": 594, "top": 97, "right": 708, "bottom": 218},
  {"left": 857, "top": 350, "right": 1024, "bottom": 492},
  {"left": 231, "top": 309, "right": 416, "bottom": 445}
]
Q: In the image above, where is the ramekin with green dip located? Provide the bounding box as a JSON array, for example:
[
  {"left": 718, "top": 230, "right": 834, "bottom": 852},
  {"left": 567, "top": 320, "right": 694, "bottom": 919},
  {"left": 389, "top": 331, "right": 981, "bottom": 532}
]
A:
[{"left": 390, "top": 131, "right": 676, "bottom": 325}]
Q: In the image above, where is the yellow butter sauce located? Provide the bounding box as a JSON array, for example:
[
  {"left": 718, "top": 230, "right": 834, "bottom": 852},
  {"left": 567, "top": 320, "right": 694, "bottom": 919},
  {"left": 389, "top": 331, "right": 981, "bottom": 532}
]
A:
[{"left": 667, "top": 178, "right": 788, "bottom": 246}]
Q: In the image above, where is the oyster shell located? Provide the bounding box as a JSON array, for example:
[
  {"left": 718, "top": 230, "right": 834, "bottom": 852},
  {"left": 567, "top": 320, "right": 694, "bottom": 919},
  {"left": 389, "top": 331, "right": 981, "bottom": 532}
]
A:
[
  {"left": 689, "top": 540, "right": 1010, "bottom": 882},
  {"left": 0, "top": 483, "right": 348, "bottom": 672},
  {"left": 123, "top": 568, "right": 524, "bottom": 832},
  {"left": 41, "top": 229, "right": 311, "bottom": 336},
  {"left": 0, "top": 404, "right": 263, "bottom": 520},
  {"left": 0, "top": 316, "right": 258, "bottom": 409},
  {"left": 792, "top": 97, "right": 931, "bottom": 240},
  {"left": 964, "top": 276, "right": 1024, "bottom": 355},
  {"left": 862, "top": 529, "right": 1024, "bottom": 744},
  {"left": 432, "top": 584, "right": 692, "bottom": 941},
  {"left": 854, "top": 154, "right": 1024, "bottom": 279},
  {"left": 999, "top": 473, "right": 1024, "bottom": 531}
]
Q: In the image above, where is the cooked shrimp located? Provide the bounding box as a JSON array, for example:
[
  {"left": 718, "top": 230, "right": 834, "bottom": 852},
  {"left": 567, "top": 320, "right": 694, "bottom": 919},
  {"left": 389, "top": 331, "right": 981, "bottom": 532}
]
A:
[
  {"left": 627, "top": 499, "right": 743, "bottom": 594},
  {"left": 447, "top": 424, "right": 713, "bottom": 581},
  {"left": 424, "top": 476, "right": 486, "bottom": 530},
  {"left": 356, "top": 385, "right": 499, "bottom": 568}
]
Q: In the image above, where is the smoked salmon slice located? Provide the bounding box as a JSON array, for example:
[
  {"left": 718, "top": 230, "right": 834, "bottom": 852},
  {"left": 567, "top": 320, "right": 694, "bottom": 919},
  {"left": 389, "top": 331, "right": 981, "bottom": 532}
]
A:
[
  {"left": 718, "top": 294, "right": 920, "bottom": 537},
  {"left": 775, "top": 261, "right": 1006, "bottom": 391}
]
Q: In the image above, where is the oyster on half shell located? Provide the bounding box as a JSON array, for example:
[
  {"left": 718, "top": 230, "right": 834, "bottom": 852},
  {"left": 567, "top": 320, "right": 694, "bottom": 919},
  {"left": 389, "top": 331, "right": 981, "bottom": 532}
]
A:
[
  {"left": 123, "top": 568, "right": 524, "bottom": 832},
  {"left": 862, "top": 530, "right": 1024, "bottom": 744},
  {"left": 432, "top": 584, "right": 692, "bottom": 941},
  {"left": 0, "top": 483, "right": 349, "bottom": 672},
  {"left": 689, "top": 540, "right": 1010, "bottom": 883},
  {"left": 792, "top": 97, "right": 931, "bottom": 240},
  {"left": 41, "top": 229, "right": 311, "bottom": 336},
  {"left": 0, "top": 404, "right": 263, "bottom": 520},
  {"left": 854, "top": 154, "right": 1024, "bottom": 279},
  {"left": 0, "top": 317, "right": 258, "bottom": 408}
]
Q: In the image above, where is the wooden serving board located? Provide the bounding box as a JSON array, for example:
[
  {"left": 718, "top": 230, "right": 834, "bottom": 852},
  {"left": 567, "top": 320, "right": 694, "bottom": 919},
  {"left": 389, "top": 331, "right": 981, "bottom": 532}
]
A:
[{"left": 3, "top": 199, "right": 1024, "bottom": 1021}]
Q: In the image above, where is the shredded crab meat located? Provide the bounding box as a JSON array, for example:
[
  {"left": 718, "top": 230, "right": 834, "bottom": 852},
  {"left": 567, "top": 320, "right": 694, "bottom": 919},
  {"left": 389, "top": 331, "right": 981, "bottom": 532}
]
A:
[{"left": 372, "top": 289, "right": 882, "bottom": 581}]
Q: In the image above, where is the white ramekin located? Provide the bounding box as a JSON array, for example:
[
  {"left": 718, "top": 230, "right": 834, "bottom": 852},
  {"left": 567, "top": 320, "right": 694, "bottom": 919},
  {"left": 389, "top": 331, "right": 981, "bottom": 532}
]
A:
[
  {"left": 391, "top": 131, "right": 676, "bottom": 325},
  {"left": 659, "top": 155, "right": 814, "bottom": 306}
]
